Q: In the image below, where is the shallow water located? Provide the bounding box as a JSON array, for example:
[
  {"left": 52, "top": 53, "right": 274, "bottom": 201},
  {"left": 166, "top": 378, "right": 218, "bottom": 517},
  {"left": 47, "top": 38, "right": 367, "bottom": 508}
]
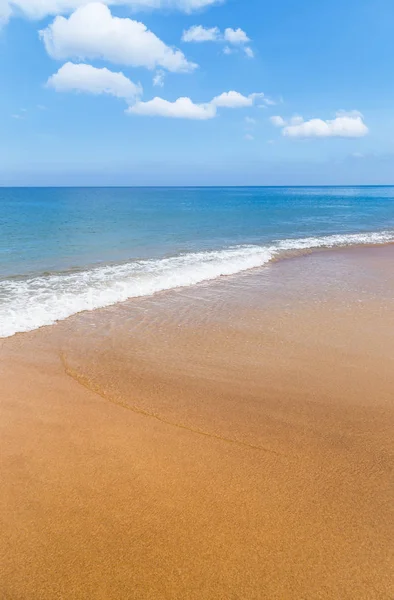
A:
[{"left": 2, "top": 186, "right": 394, "bottom": 337}]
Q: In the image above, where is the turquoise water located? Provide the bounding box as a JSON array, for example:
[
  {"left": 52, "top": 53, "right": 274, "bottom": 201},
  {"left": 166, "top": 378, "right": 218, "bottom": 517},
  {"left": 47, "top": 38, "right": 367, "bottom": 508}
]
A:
[{"left": 1, "top": 186, "right": 394, "bottom": 337}]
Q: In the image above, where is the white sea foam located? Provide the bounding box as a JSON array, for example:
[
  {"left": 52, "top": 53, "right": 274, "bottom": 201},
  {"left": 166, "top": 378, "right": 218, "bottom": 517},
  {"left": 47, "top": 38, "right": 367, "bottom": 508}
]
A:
[
  {"left": 1, "top": 230, "right": 394, "bottom": 338},
  {"left": 276, "top": 231, "right": 394, "bottom": 250}
]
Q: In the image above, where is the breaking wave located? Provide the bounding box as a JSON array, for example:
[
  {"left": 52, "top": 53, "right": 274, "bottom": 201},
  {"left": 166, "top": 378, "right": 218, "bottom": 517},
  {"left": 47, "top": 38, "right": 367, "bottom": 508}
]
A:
[{"left": 1, "top": 230, "right": 393, "bottom": 338}]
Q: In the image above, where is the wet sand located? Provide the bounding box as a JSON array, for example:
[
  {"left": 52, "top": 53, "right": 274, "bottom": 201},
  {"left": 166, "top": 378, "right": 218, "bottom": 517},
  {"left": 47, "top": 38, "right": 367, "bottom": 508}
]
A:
[{"left": 1, "top": 245, "right": 393, "bottom": 599}]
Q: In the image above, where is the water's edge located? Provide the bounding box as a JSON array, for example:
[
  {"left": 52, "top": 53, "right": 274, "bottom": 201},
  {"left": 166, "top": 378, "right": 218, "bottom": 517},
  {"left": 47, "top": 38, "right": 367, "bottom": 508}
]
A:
[{"left": 1, "top": 230, "right": 393, "bottom": 339}]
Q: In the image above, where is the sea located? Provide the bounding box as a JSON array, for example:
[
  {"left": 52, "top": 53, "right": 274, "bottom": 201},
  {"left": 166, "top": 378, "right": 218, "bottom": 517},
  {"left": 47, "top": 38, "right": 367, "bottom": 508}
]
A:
[{"left": 1, "top": 186, "right": 394, "bottom": 338}]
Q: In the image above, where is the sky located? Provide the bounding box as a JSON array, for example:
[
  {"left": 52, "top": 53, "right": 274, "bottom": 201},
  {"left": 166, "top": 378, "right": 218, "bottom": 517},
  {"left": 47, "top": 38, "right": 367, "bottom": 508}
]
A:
[{"left": 1, "top": 0, "right": 394, "bottom": 186}]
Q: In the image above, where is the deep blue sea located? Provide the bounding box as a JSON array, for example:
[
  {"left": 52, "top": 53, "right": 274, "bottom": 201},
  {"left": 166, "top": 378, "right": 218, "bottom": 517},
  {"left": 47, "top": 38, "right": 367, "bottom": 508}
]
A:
[{"left": 2, "top": 186, "right": 394, "bottom": 338}]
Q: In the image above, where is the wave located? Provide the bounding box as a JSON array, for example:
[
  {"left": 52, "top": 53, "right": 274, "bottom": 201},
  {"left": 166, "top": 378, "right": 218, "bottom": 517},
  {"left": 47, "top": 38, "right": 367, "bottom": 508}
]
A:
[{"left": 1, "top": 230, "right": 394, "bottom": 338}]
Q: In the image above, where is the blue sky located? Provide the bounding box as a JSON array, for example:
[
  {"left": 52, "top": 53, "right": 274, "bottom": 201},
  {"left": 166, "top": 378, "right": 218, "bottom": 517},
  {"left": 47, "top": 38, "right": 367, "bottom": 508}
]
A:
[{"left": 1, "top": 0, "right": 394, "bottom": 185}]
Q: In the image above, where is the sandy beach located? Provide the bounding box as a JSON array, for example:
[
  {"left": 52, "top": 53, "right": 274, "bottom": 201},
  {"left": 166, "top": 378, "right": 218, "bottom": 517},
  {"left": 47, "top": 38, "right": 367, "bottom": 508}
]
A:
[{"left": 1, "top": 245, "right": 394, "bottom": 599}]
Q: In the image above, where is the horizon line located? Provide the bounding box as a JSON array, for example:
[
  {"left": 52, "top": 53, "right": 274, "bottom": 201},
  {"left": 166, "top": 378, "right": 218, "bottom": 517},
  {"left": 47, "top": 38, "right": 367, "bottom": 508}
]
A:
[{"left": 1, "top": 184, "right": 394, "bottom": 189}]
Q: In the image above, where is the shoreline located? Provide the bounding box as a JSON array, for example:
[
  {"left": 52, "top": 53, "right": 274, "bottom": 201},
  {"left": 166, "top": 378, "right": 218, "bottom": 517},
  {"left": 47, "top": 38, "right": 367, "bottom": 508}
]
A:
[
  {"left": 2, "top": 234, "right": 394, "bottom": 340},
  {"left": 1, "top": 244, "right": 394, "bottom": 599}
]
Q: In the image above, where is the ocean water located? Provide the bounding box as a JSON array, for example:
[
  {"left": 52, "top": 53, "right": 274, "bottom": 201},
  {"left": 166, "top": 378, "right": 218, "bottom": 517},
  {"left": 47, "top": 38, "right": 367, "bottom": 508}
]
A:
[{"left": 1, "top": 186, "right": 394, "bottom": 338}]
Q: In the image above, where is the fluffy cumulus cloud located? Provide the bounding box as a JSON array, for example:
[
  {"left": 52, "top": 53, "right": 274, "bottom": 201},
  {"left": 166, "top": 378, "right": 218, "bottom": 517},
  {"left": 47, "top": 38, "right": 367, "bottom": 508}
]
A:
[
  {"left": 212, "top": 91, "right": 257, "bottom": 108},
  {"left": 126, "top": 90, "right": 268, "bottom": 119},
  {"left": 47, "top": 59, "right": 267, "bottom": 119},
  {"left": 271, "top": 111, "right": 369, "bottom": 138},
  {"left": 47, "top": 62, "right": 142, "bottom": 100},
  {"left": 127, "top": 96, "right": 216, "bottom": 119},
  {"left": 182, "top": 23, "right": 253, "bottom": 56},
  {"left": 223, "top": 27, "right": 249, "bottom": 44},
  {"left": 40, "top": 2, "right": 197, "bottom": 72},
  {"left": 2, "top": 0, "right": 223, "bottom": 22}
]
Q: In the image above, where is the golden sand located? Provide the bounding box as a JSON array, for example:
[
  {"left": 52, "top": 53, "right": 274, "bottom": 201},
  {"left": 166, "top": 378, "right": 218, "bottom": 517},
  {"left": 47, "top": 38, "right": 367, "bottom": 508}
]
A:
[{"left": 0, "top": 246, "right": 393, "bottom": 599}]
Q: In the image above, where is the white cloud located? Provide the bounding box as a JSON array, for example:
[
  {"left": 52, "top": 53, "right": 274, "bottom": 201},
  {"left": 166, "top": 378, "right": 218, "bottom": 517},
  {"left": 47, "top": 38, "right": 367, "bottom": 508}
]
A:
[
  {"left": 40, "top": 2, "right": 197, "bottom": 73},
  {"left": 273, "top": 111, "right": 369, "bottom": 138},
  {"left": 245, "top": 116, "right": 256, "bottom": 125},
  {"left": 270, "top": 115, "right": 286, "bottom": 127},
  {"left": 212, "top": 91, "right": 253, "bottom": 108},
  {"left": 127, "top": 89, "right": 267, "bottom": 119},
  {"left": 2, "top": 0, "right": 223, "bottom": 23},
  {"left": 183, "top": 25, "right": 250, "bottom": 44},
  {"left": 47, "top": 62, "right": 142, "bottom": 101},
  {"left": 127, "top": 96, "right": 216, "bottom": 119},
  {"left": 212, "top": 91, "right": 266, "bottom": 108},
  {"left": 224, "top": 27, "right": 250, "bottom": 44},
  {"left": 153, "top": 69, "right": 165, "bottom": 87},
  {"left": 244, "top": 133, "right": 254, "bottom": 141},
  {"left": 182, "top": 24, "right": 220, "bottom": 42},
  {"left": 182, "top": 24, "right": 253, "bottom": 56}
]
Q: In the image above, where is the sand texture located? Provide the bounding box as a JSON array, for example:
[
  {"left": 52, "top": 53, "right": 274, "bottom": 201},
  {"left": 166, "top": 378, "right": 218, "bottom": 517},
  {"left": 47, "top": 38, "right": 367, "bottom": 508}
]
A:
[{"left": 1, "top": 246, "right": 393, "bottom": 599}]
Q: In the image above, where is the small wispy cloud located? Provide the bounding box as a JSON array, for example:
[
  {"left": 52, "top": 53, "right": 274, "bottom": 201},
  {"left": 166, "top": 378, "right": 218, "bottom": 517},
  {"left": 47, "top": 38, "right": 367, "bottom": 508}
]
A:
[
  {"left": 182, "top": 24, "right": 254, "bottom": 58},
  {"left": 12, "top": 110, "right": 26, "bottom": 119},
  {"left": 243, "top": 116, "right": 257, "bottom": 140},
  {"left": 153, "top": 70, "right": 165, "bottom": 88}
]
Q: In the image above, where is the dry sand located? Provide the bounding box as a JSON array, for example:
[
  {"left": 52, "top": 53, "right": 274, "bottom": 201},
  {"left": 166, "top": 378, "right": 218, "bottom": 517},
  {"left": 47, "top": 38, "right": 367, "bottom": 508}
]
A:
[{"left": 0, "top": 246, "right": 393, "bottom": 599}]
